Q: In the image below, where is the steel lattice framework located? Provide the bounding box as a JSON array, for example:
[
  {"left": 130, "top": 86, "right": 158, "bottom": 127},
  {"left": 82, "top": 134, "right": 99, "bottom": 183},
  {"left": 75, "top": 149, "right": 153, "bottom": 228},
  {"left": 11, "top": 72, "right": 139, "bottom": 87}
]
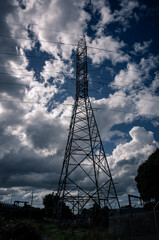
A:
[{"left": 57, "top": 36, "right": 120, "bottom": 219}]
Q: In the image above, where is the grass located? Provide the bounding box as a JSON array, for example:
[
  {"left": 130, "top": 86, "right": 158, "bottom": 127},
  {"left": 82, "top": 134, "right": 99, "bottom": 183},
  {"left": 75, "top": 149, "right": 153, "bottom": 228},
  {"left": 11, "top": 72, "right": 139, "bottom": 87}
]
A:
[
  {"left": 1, "top": 216, "right": 158, "bottom": 240},
  {"left": 0, "top": 216, "right": 117, "bottom": 240},
  {"left": 40, "top": 224, "right": 159, "bottom": 240},
  {"left": 40, "top": 224, "right": 118, "bottom": 240},
  {"left": 0, "top": 217, "right": 42, "bottom": 240}
]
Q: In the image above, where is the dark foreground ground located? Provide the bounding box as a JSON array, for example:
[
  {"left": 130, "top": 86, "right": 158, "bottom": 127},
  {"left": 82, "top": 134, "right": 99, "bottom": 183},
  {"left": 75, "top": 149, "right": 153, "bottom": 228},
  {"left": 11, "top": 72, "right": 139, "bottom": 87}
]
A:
[
  {"left": 0, "top": 218, "right": 117, "bottom": 240},
  {"left": 0, "top": 217, "right": 158, "bottom": 240}
]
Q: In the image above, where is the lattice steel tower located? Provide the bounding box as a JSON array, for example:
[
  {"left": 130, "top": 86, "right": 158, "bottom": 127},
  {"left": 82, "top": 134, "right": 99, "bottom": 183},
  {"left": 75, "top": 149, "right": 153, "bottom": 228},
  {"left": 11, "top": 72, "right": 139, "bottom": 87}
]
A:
[{"left": 58, "top": 36, "right": 120, "bottom": 219}]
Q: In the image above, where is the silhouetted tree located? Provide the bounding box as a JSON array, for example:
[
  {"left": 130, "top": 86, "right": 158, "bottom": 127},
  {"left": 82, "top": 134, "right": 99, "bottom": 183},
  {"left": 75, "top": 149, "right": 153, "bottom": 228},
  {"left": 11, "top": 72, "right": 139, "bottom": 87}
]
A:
[
  {"left": 43, "top": 193, "right": 73, "bottom": 219},
  {"left": 43, "top": 193, "right": 60, "bottom": 218},
  {"left": 135, "top": 148, "right": 159, "bottom": 202},
  {"left": 90, "top": 203, "right": 109, "bottom": 227},
  {"left": 43, "top": 193, "right": 59, "bottom": 209},
  {"left": 91, "top": 202, "right": 101, "bottom": 225}
]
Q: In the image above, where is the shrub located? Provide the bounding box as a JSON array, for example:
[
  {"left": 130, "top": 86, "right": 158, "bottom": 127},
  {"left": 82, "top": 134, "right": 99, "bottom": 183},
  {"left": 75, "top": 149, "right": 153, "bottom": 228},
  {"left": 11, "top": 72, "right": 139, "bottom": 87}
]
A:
[{"left": 0, "top": 218, "right": 42, "bottom": 240}]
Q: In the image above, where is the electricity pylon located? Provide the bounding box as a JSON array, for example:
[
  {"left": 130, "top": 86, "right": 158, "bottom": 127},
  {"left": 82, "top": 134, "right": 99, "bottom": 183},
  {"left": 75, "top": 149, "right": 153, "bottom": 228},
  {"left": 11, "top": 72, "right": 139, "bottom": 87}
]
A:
[{"left": 57, "top": 36, "right": 120, "bottom": 220}]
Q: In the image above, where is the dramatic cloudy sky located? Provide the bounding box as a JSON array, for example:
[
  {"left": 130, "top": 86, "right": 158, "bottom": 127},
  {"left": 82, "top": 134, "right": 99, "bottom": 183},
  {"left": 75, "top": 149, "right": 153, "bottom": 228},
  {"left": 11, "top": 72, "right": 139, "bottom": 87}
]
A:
[{"left": 0, "top": 0, "right": 159, "bottom": 207}]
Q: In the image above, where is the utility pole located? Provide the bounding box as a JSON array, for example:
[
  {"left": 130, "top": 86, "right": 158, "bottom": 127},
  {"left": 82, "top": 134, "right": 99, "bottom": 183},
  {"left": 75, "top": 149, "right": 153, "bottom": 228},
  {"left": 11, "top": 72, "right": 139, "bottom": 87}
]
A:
[{"left": 29, "top": 190, "right": 34, "bottom": 219}]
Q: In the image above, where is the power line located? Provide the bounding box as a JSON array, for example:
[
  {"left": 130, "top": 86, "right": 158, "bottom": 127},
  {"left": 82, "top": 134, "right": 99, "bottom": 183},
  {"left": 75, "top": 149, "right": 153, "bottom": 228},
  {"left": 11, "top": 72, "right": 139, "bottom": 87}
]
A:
[
  {"left": 1, "top": 83, "right": 159, "bottom": 109},
  {"left": 0, "top": 67, "right": 155, "bottom": 94},
  {"left": 0, "top": 71, "right": 157, "bottom": 96},
  {"left": 0, "top": 34, "right": 77, "bottom": 46},
  {"left": 94, "top": 107, "right": 159, "bottom": 118},
  {"left": 0, "top": 34, "right": 154, "bottom": 63},
  {"left": 0, "top": 20, "right": 83, "bottom": 36},
  {"left": 0, "top": 71, "right": 75, "bottom": 78},
  {"left": 0, "top": 99, "right": 35, "bottom": 104},
  {"left": 87, "top": 45, "right": 150, "bottom": 59},
  {"left": 0, "top": 52, "right": 76, "bottom": 63},
  {"left": 0, "top": 72, "right": 34, "bottom": 78},
  {"left": 0, "top": 20, "right": 151, "bottom": 59},
  {"left": 0, "top": 82, "right": 28, "bottom": 86},
  {"left": 0, "top": 52, "right": 52, "bottom": 60},
  {"left": 88, "top": 76, "right": 145, "bottom": 88},
  {"left": 0, "top": 75, "right": 144, "bottom": 91},
  {"left": 0, "top": 72, "right": 74, "bottom": 78},
  {"left": 87, "top": 61, "right": 146, "bottom": 74},
  {"left": 89, "top": 89, "right": 159, "bottom": 103},
  {"left": 87, "top": 45, "right": 124, "bottom": 55},
  {"left": 0, "top": 98, "right": 158, "bottom": 117},
  {"left": 0, "top": 66, "right": 75, "bottom": 75},
  {"left": 1, "top": 76, "right": 159, "bottom": 103},
  {"left": 0, "top": 99, "right": 74, "bottom": 107},
  {"left": 0, "top": 65, "right": 152, "bottom": 89},
  {"left": 0, "top": 65, "right": 117, "bottom": 81},
  {"left": 0, "top": 51, "right": 150, "bottom": 74}
]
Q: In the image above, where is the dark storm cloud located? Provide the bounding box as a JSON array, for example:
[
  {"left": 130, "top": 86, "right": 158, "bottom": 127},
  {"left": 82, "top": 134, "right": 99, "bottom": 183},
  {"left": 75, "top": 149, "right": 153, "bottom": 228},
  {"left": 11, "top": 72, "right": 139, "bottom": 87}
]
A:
[
  {"left": 26, "top": 118, "right": 66, "bottom": 149},
  {"left": 0, "top": 187, "right": 19, "bottom": 202},
  {"left": 0, "top": 102, "right": 26, "bottom": 154},
  {"left": 0, "top": 146, "right": 63, "bottom": 189}
]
